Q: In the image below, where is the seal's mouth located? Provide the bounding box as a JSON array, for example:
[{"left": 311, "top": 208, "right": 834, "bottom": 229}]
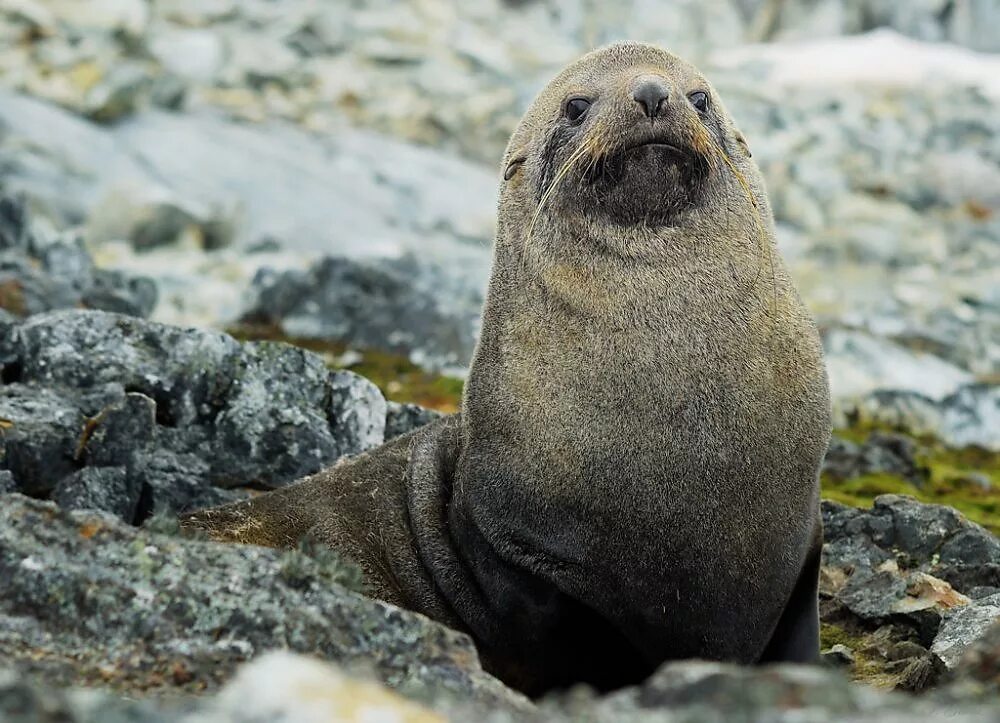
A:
[
  {"left": 622, "top": 141, "right": 685, "bottom": 155},
  {"left": 564, "top": 133, "right": 710, "bottom": 227}
]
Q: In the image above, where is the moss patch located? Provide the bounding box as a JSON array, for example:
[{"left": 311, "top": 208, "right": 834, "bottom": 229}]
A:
[
  {"left": 228, "top": 324, "right": 464, "bottom": 412},
  {"left": 820, "top": 623, "right": 897, "bottom": 689}
]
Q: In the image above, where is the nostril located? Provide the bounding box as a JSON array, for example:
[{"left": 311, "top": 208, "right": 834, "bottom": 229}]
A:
[{"left": 632, "top": 78, "right": 670, "bottom": 119}]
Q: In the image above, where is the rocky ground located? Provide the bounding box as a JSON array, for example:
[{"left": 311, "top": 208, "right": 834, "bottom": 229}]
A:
[{"left": 0, "top": 0, "right": 998, "bottom": 720}]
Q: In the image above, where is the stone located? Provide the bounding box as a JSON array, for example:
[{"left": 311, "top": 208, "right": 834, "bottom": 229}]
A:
[
  {"left": 242, "top": 255, "right": 481, "bottom": 369},
  {"left": 81, "top": 392, "right": 156, "bottom": 467},
  {"left": 823, "top": 329, "right": 974, "bottom": 403},
  {"left": 951, "top": 618, "right": 1000, "bottom": 695},
  {"left": 0, "top": 384, "right": 84, "bottom": 497},
  {"left": 0, "top": 309, "right": 391, "bottom": 512},
  {"left": 51, "top": 466, "right": 140, "bottom": 522},
  {"left": 0, "top": 494, "right": 528, "bottom": 713},
  {"left": 822, "top": 495, "right": 1000, "bottom": 593},
  {"left": 932, "top": 593, "right": 1000, "bottom": 669},
  {"left": 823, "top": 432, "right": 927, "bottom": 485},
  {"left": 822, "top": 644, "right": 856, "bottom": 666},
  {"left": 839, "top": 386, "right": 1000, "bottom": 452},
  {"left": 84, "top": 62, "right": 153, "bottom": 123},
  {"left": 0, "top": 195, "right": 157, "bottom": 319},
  {"left": 385, "top": 402, "right": 444, "bottom": 441}
]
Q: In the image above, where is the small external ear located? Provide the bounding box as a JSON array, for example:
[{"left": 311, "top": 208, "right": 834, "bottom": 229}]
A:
[
  {"left": 735, "top": 132, "right": 752, "bottom": 157},
  {"left": 504, "top": 155, "right": 526, "bottom": 180}
]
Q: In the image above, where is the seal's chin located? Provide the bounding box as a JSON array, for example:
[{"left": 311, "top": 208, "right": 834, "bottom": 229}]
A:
[{"left": 577, "top": 140, "right": 709, "bottom": 227}]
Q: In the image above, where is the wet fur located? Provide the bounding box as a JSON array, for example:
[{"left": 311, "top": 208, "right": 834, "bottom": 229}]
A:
[{"left": 183, "top": 42, "right": 832, "bottom": 695}]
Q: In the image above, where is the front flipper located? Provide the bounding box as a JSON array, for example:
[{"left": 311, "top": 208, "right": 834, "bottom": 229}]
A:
[{"left": 758, "top": 518, "right": 823, "bottom": 664}]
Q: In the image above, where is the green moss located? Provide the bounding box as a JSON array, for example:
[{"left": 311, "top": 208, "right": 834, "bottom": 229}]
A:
[
  {"left": 824, "top": 429, "right": 1000, "bottom": 535},
  {"left": 820, "top": 623, "right": 903, "bottom": 690},
  {"left": 227, "top": 323, "right": 464, "bottom": 412}
]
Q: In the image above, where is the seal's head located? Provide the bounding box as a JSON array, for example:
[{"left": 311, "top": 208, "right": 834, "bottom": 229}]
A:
[{"left": 500, "top": 42, "right": 765, "bottom": 259}]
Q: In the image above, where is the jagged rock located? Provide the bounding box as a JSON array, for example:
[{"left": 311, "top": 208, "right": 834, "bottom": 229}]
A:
[
  {"left": 242, "top": 255, "right": 481, "bottom": 369},
  {"left": 0, "top": 309, "right": 389, "bottom": 515},
  {"left": 822, "top": 495, "right": 1000, "bottom": 593},
  {"left": 0, "top": 384, "right": 84, "bottom": 497},
  {"left": 574, "top": 659, "right": 987, "bottom": 722},
  {"left": 951, "top": 619, "right": 1000, "bottom": 696},
  {"left": 932, "top": 593, "right": 1000, "bottom": 669},
  {"left": 51, "top": 466, "right": 140, "bottom": 522},
  {"left": 0, "top": 195, "right": 157, "bottom": 319},
  {"left": 823, "top": 432, "right": 927, "bottom": 485},
  {"left": 0, "top": 494, "right": 528, "bottom": 716},
  {"left": 836, "top": 385, "right": 1000, "bottom": 452},
  {"left": 385, "top": 401, "right": 444, "bottom": 441}
]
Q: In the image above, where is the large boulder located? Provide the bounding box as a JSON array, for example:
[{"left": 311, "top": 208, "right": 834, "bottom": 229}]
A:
[
  {"left": 241, "top": 255, "right": 482, "bottom": 369},
  {"left": 0, "top": 494, "right": 527, "bottom": 715},
  {"left": 0, "top": 309, "right": 387, "bottom": 520}
]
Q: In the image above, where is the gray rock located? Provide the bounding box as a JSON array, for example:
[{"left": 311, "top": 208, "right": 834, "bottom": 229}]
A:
[
  {"left": 212, "top": 342, "right": 368, "bottom": 488},
  {"left": 840, "top": 385, "right": 1000, "bottom": 452},
  {"left": 0, "top": 384, "right": 84, "bottom": 496},
  {"left": 385, "top": 401, "right": 443, "bottom": 441},
  {"left": 0, "top": 195, "right": 157, "bottom": 319},
  {"left": 950, "top": 618, "right": 1000, "bottom": 697},
  {"left": 823, "top": 329, "right": 974, "bottom": 402},
  {"left": 328, "top": 369, "right": 387, "bottom": 459},
  {"left": 82, "top": 393, "right": 156, "bottom": 467},
  {"left": 932, "top": 593, "right": 1000, "bottom": 669},
  {"left": 0, "top": 309, "right": 389, "bottom": 513},
  {"left": 242, "top": 255, "right": 481, "bottom": 369},
  {"left": 823, "top": 432, "right": 926, "bottom": 485},
  {"left": 51, "top": 467, "right": 140, "bottom": 523},
  {"left": 823, "top": 495, "right": 1000, "bottom": 596},
  {"left": 0, "top": 494, "right": 527, "bottom": 714},
  {"left": 578, "top": 658, "right": 988, "bottom": 722}
]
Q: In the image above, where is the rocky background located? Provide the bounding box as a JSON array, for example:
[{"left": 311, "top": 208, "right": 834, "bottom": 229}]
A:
[{"left": 0, "top": 0, "right": 998, "bottom": 721}]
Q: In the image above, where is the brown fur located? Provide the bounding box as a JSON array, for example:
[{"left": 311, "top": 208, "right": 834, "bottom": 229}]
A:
[{"left": 183, "top": 42, "right": 831, "bottom": 695}]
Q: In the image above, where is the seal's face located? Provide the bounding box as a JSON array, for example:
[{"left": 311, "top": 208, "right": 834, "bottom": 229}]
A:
[{"left": 502, "top": 43, "right": 757, "bottom": 237}]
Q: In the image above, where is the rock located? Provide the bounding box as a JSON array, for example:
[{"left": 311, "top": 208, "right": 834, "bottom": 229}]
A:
[
  {"left": 0, "top": 309, "right": 389, "bottom": 513},
  {"left": 951, "top": 618, "right": 1000, "bottom": 695},
  {"left": 385, "top": 402, "right": 444, "bottom": 441},
  {"left": 148, "top": 28, "right": 226, "bottom": 82},
  {"left": 242, "top": 255, "right": 481, "bottom": 369},
  {"left": 51, "top": 466, "right": 140, "bottom": 522},
  {"left": 839, "top": 385, "right": 1000, "bottom": 452},
  {"left": 822, "top": 495, "right": 1000, "bottom": 593},
  {"left": 820, "top": 495, "right": 1000, "bottom": 686},
  {"left": 0, "top": 195, "right": 157, "bottom": 319},
  {"left": 0, "top": 384, "right": 84, "bottom": 497},
  {"left": 44, "top": 0, "right": 149, "bottom": 37},
  {"left": 822, "top": 643, "right": 856, "bottom": 666},
  {"left": 0, "top": 494, "right": 528, "bottom": 714},
  {"left": 84, "top": 62, "right": 154, "bottom": 123},
  {"left": 932, "top": 593, "right": 1000, "bottom": 669},
  {"left": 578, "top": 658, "right": 986, "bottom": 721},
  {"left": 823, "top": 329, "right": 974, "bottom": 402},
  {"left": 823, "top": 432, "right": 926, "bottom": 485}
]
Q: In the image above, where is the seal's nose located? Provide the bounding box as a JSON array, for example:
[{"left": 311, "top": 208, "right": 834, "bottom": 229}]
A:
[{"left": 632, "top": 76, "right": 670, "bottom": 119}]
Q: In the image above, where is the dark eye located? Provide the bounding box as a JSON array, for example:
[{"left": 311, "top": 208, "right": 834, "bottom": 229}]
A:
[
  {"left": 688, "top": 91, "right": 709, "bottom": 113},
  {"left": 565, "top": 97, "right": 591, "bottom": 122}
]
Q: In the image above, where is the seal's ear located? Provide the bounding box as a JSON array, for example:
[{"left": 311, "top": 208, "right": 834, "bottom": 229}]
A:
[
  {"left": 504, "top": 155, "right": 527, "bottom": 181},
  {"left": 735, "top": 131, "right": 752, "bottom": 158}
]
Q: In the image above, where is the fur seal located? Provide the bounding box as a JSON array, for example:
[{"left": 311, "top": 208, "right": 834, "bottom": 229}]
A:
[{"left": 183, "top": 42, "right": 831, "bottom": 695}]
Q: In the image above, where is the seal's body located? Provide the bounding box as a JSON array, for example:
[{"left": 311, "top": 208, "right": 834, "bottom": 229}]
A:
[{"left": 184, "top": 42, "right": 831, "bottom": 695}]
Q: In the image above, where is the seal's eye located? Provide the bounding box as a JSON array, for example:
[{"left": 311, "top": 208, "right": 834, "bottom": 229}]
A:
[
  {"left": 688, "top": 91, "right": 709, "bottom": 113},
  {"left": 565, "top": 97, "right": 591, "bottom": 123}
]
